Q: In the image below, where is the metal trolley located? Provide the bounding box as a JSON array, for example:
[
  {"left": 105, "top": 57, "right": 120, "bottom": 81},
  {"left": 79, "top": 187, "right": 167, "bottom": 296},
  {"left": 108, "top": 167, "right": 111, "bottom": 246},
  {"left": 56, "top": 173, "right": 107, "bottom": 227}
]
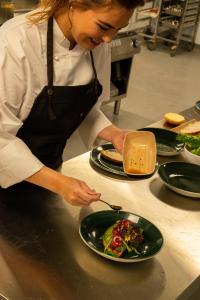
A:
[{"left": 136, "top": 0, "right": 200, "bottom": 56}]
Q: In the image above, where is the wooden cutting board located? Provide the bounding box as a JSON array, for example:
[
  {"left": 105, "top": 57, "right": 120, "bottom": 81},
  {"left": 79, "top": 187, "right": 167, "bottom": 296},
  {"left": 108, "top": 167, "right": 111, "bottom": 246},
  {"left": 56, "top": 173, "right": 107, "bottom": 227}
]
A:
[{"left": 171, "top": 119, "right": 200, "bottom": 134}]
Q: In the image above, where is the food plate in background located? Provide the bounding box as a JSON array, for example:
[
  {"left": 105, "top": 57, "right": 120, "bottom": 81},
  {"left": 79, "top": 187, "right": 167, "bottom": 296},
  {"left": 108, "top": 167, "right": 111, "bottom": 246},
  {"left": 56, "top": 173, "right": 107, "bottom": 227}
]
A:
[
  {"left": 183, "top": 145, "right": 200, "bottom": 165},
  {"left": 158, "top": 161, "right": 200, "bottom": 198},
  {"left": 79, "top": 210, "right": 163, "bottom": 263},
  {"left": 139, "top": 127, "right": 184, "bottom": 156},
  {"left": 90, "top": 144, "right": 157, "bottom": 177},
  {"left": 98, "top": 152, "right": 125, "bottom": 176},
  {"left": 90, "top": 143, "right": 127, "bottom": 176}
]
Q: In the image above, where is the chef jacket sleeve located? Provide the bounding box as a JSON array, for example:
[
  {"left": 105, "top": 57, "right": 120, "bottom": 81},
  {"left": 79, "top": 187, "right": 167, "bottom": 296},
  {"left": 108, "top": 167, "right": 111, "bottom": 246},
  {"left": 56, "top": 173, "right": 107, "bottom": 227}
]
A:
[
  {"left": 0, "top": 31, "right": 44, "bottom": 188},
  {"left": 78, "top": 44, "right": 112, "bottom": 149}
]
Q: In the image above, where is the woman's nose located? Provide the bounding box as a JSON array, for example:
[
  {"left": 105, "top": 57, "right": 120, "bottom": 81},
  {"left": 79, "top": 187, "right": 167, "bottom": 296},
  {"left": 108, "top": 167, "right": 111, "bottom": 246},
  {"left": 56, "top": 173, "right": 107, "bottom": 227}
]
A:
[{"left": 102, "top": 35, "right": 112, "bottom": 43}]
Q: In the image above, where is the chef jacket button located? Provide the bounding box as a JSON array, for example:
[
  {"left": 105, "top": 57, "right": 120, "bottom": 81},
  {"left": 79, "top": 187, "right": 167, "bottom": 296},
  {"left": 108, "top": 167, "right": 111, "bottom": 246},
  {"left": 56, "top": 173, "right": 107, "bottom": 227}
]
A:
[
  {"left": 80, "top": 112, "right": 83, "bottom": 118},
  {"left": 54, "top": 56, "right": 59, "bottom": 61}
]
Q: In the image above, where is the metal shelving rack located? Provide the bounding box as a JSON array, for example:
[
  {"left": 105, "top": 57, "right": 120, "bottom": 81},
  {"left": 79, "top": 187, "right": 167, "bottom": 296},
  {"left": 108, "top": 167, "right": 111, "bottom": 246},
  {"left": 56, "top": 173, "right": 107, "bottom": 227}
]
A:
[{"left": 136, "top": 0, "right": 200, "bottom": 56}]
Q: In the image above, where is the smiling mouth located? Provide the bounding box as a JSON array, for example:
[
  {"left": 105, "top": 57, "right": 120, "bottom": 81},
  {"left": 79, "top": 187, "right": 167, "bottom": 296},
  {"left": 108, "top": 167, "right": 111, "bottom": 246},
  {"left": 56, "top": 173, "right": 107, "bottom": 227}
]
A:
[{"left": 90, "top": 38, "right": 101, "bottom": 46}]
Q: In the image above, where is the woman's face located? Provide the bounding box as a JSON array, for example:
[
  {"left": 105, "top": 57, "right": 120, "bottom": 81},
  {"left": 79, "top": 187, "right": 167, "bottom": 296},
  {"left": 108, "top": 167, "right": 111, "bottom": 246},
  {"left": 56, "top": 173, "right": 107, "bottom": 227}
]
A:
[{"left": 68, "top": 4, "right": 134, "bottom": 49}]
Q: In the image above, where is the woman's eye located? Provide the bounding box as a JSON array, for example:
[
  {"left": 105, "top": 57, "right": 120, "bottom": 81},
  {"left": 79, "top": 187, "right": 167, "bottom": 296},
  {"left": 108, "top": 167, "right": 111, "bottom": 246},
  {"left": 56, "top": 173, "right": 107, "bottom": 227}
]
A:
[{"left": 98, "top": 24, "right": 109, "bottom": 31}]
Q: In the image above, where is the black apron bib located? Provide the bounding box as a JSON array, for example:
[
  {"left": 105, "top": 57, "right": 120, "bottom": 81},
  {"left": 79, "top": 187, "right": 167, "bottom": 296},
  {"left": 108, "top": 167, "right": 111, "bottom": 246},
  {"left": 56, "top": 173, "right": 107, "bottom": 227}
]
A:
[{"left": 17, "top": 16, "right": 102, "bottom": 169}]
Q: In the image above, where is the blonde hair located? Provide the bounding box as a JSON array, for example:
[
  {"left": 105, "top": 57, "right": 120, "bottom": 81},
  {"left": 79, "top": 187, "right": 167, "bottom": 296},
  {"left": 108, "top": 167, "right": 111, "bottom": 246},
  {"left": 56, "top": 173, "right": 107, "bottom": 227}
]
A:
[{"left": 28, "top": 0, "right": 144, "bottom": 23}]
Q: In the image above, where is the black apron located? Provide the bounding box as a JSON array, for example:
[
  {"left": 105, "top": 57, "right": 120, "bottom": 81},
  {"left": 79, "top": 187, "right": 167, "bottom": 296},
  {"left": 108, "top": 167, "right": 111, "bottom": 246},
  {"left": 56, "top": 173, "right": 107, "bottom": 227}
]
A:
[{"left": 17, "top": 16, "right": 102, "bottom": 169}]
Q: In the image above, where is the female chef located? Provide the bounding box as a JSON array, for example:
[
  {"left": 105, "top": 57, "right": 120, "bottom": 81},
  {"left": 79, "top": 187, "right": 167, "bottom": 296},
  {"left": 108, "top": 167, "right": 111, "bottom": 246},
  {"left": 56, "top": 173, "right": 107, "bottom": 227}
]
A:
[{"left": 0, "top": 0, "right": 144, "bottom": 206}]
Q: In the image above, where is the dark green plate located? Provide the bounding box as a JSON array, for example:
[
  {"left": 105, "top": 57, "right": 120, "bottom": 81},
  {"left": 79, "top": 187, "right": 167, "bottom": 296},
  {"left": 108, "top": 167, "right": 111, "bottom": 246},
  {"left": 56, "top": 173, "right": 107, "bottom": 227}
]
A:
[
  {"left": 90, "top": 143, "right": 126, "bottom": 176},
  {"left": 90, "top": 143, "right": 157, "bottom": 178},
  {"left": 158, "top": 162, "right": 200, "bottom": 198},
  {"left": 139, "top": 127, "right": 184, "bottom": 156},
  {"left": 98, "top": 152, "right": 125, "bottom": 175},
  {"left": 79, "top": 210, "right": 163, "bottom": 263}
]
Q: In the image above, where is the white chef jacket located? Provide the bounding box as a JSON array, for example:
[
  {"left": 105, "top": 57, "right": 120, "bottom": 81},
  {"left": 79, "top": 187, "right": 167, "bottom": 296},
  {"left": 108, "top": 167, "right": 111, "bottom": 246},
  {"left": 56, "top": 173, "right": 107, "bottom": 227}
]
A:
[{"left": 0, "top": 12, "right": 111, "bottom": 188}]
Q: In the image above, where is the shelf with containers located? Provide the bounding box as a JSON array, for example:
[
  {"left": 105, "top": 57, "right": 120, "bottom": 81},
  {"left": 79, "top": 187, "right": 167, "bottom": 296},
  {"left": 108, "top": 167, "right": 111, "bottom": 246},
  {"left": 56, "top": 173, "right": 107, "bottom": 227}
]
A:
[{"left": 136, "top": 0, "right": 200, "bottom": 56}]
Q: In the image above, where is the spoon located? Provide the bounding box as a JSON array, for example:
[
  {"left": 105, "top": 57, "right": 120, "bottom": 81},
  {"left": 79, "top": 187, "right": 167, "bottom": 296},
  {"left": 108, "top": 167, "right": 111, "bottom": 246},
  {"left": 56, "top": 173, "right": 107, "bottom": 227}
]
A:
[{"left": 99, "top": 199, "right": 122, "bottom": 211}]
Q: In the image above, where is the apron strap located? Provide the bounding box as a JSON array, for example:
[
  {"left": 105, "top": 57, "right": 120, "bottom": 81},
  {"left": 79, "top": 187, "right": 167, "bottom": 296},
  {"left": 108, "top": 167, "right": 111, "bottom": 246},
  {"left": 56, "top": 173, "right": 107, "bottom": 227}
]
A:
[
  {"left": 47, "top": 16, "right": 54, "bottom": 89},
  {"left": 90, "top": 51, "right": 98, "bottom": 80},
  {"left": 47, "top": 16, "right": 56, "bottom": 120},
  {"left": 46, "top": 17, "right": 99, "bottom": 120}
]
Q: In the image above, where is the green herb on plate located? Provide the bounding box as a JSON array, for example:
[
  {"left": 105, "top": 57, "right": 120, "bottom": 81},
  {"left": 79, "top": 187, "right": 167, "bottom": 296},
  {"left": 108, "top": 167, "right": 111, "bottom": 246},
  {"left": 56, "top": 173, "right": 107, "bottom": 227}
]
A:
[
  {"left": 101, "top": 219, "right": 144, "bottom": 258},
  {"left": 176, "top": 134, "right": 200, "bottom": 156}
]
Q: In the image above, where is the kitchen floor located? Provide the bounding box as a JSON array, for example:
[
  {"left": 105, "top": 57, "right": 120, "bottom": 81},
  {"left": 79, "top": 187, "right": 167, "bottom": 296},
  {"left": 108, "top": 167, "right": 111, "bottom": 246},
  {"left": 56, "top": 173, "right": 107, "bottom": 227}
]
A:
[{"left": 63, "top": 43, "right": 200, "bottom": 161}]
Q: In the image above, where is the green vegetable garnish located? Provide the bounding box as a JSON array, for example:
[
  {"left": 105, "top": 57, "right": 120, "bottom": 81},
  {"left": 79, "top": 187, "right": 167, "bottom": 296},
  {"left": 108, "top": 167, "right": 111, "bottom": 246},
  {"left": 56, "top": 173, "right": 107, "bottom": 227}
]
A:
[
  {"left": 101, "top": 219, "right": 144, "bottom": 258},
  {"left": 176, "top": 134, "right": 200, "bottom": 156}
]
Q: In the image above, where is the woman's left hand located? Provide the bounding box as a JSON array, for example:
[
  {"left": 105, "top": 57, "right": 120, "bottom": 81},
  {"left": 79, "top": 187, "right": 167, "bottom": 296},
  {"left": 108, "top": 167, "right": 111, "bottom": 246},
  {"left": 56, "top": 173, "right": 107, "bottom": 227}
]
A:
[
  {"left": 97, "top": 125, "right": 131, "bottom": 153},
  {"left": 111, "top": 129, "right": 130, "bottom": 153}
]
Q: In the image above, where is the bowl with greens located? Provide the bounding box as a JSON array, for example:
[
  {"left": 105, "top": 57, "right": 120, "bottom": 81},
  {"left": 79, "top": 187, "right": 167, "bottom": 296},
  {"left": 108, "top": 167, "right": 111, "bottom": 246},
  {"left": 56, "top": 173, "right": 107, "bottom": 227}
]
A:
[
  {"left": 176, "top": 134, "right": 200, "bottom": 165},
  {"left": 79, "top": 210, "right": 163, "bottom": 263}
]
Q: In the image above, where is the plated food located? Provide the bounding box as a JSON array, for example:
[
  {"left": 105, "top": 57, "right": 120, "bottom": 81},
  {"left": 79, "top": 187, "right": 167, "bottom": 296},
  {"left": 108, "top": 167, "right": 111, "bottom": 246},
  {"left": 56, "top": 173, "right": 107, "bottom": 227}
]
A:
[
  {"left": 100, "top": 149, "right": 123, "bottom": 164},
  {"left": 184, "top": 145, "right": 200, "bottom": 165},
  {"left": 90, "top": 143, "right": 127, "bottom": 177},
  {"left": 90, "top": 132, "right": 157, "bottom": 178},
  {"left": 177, "top": 134, "right": 200, "bottom": 164},
  {"left": 102, "top": 219, "right": 144, "bottom": 258},
  {"left": 79, "top": 210, "right": 163, "bottom": 262}
]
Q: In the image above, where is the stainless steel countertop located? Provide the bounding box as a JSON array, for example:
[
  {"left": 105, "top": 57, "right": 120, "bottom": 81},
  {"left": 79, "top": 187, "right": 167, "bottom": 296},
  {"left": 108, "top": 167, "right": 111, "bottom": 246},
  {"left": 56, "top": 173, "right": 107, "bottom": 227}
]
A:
[{"left": 0, "top": 106, "right": 200, "bottom": 300}]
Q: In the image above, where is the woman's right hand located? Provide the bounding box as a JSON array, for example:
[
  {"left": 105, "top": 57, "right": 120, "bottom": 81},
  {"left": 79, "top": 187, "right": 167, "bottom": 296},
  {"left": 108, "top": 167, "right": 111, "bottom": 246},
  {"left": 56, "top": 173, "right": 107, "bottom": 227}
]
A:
[
  {"left": 58, "top": 175, "right": 101, "bottom": 206},
  {"left": 26, "top": 166, "right": 101, "bottom": 207}
]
